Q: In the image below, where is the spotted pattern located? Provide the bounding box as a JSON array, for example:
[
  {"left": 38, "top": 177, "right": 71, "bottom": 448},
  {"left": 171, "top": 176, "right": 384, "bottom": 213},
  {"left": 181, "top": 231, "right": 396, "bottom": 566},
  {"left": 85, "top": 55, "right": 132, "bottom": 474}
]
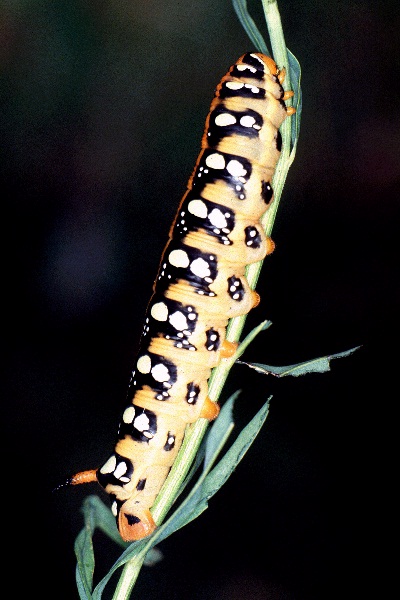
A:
[
  {"left": 207, "top": 105, "right": 263, "bottom": 146},
  {"left": 118, "top": 404, "right": 158, "bottom": 442},
  {"left": 186, "top": 381, "right": 200, "bottom": 405},
  {"left": 143, "top": 295, "right": 198, "bottom": 350},
  {"left": 175, "top": 192, "right": 235, "bottom": 245},
  {"left": 97, "top": 452, "right": 134, "bottom": 488},
  {"left": 157, "top": 241, "right": 218, "bottom": 297},
  {"left": 133, "top": 353, "right": 178, "bottom": 400},
  {"left": 191, "top": 149, "right": 252, "bottom": 201},
  {"left": 244, "top": 225, "right": 262, "bottom": 248},
  {"left": 227, "top": 276, "right": 245, "bottom": 302},
  {"left": 85, "top": 52, "right": 294, "bottom": 543},
  {"left": 163, "top": 432, "right": 176, "bottom": 451},
  {"left": 205, "top": 328, "right": 220, "bottom": 352}
]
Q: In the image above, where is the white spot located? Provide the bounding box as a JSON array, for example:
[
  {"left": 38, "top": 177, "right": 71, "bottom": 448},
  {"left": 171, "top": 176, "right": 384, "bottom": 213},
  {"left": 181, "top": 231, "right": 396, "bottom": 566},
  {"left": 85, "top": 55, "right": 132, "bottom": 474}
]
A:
[
  {"left": 215, "top": 113, "right": 236, "bottom": 126},
  {"left": 205, "top": 153, "right": 225, "bottom": 170},
  {"left": 169, "top": 248, "right": 190, "bottom": 268},
  {"left": 226, "top": 81, "right": 244, "bottom": 90},
  {"left": 114, "top": 461, "right": 128, "bottom": 479},
  {"left": 137, "top": 354, "right": 151, "bottom": 374},
  {"left": 240, "top": 115, "right": 257, "bottom": 128},
  {"left": 227, "top": 160, "right": 247, "bottom": 178},
  {"left": 169, "top": 311, "right": 188, "bottom": 331},
  {"left": 123, "top": 405, "right": 135, "bottom": 424},
  {"left": 134, "top": 413, "right": 150, "bottom": 432},
  {"left": 208, "top": 208, "right": 227, "bottom": 229},
  {"left": 188, "top": 312, "right": 196, "bottom": 320},
  {"left": 190, "top": 257, "right": 211, "bottom": 279},
  {"left": 111, "top": 501, "right": 118, "bottom": 517},
  {"left": 151, "top": 302, "right": 168, "bottom": 322},
  {"left": 151, "top": 363, "right": 170, "bottom": 382},
  {"left": 100, "top": 455, "right": 117, "bottom": 475},
  {"left": 188, "top": 199, "right": 208, "bottom": 219},
  {"left": 237, "top": 64, "right": 257, "bottom": 73},
  {"left": 167, "top": 436, "right": 175, "bottom": 445},
  {"left": 244, "top": 83, "right": 260, "bottom": 94}
]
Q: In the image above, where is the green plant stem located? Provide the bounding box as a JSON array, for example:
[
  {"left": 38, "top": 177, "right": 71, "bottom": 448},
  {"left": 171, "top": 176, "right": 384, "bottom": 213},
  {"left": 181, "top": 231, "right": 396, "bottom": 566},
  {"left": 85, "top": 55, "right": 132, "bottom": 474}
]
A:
[{"left": 112, "top": 555, "right": 145, "bottom": 600}]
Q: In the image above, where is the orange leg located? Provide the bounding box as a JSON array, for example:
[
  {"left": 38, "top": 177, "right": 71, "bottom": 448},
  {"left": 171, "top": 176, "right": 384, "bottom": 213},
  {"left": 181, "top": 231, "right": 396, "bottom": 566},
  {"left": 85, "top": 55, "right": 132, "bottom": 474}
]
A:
[
  {"left": 200, "top": 396, "right": 220, "bottom": 420},
  {"left": 251, "top": 290, "right": 261, "bottom": 309},
  {"left": 265, "top": 237, "right": 275, "bottom": 256},
  {"left": 220, "top": 339, "right": 238, "bottom": 358},
  {"left": 283, "top": 90, "right": 294, "bottom": 100}
]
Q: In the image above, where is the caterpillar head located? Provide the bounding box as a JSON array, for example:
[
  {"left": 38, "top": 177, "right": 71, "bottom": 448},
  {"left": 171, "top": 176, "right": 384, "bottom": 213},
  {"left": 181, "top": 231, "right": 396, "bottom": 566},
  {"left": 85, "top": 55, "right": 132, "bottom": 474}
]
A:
[{"left": 114, "top": 497, "right": 157, "bottom": 542}]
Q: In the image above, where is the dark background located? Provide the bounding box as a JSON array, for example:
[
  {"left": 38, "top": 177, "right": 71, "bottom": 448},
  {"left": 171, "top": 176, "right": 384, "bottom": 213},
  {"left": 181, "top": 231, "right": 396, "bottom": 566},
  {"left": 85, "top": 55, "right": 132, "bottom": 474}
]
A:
[{"left": 2, "top": 1, "right": 398, "bottom": 598}]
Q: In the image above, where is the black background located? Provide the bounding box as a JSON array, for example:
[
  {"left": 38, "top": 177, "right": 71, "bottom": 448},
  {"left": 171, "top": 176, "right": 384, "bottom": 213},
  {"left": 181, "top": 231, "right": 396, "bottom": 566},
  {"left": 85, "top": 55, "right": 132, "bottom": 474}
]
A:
[{"left": 2, "top": 1, "right": 398, "bottom": 598}]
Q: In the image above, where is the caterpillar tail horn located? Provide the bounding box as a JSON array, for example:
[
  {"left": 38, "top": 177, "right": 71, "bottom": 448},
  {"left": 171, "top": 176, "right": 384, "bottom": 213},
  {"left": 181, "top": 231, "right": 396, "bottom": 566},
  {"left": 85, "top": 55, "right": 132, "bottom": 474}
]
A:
[{"left": 52, "top": 469, "right": 98, "bottom": 492}]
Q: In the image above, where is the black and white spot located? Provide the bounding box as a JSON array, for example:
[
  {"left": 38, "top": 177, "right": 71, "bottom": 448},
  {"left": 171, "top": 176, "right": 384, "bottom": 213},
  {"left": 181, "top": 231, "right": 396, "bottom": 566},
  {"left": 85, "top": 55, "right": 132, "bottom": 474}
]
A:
[
  {"left": 205, "top": 328, "right": 221, "bottom": 352},
  {"left": 146, "top": 296, "right": 198, "bottom": 350},
  {"left": 227, "top": 276, "right": 245, "bottom": 302},
  {"left": 175, "top": 192, "right": 235, "bottom": 246},
  {"left": 163, "top": 432, "right": 176, "bottom": 452},
  {"left": 118, "top": 403, "right": 158, "bottom": 443},
  {"left": 207, "top": 105, "right": 263, "bottom": 146},
  {"left": 244, "top": 226, "right": 262, "bottom": 248},
  {"left": 191, "top": 149, "right": 252, "bottom": 201},
  {"left": 97, "top": 452, "right": 134, "bottom": 488},
  {"left": 186, "top": 382, "right": 200, "bottom": 405},
  {"left": 157, "top": 241, "right": 218, "bottom": 297}
]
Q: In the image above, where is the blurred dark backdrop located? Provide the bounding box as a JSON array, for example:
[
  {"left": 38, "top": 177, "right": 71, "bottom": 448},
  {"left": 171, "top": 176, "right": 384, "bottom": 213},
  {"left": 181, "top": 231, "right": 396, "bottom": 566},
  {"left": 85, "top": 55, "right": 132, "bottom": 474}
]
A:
[{"left": 2, "top": 1, "right": 398, "bottom": 598}]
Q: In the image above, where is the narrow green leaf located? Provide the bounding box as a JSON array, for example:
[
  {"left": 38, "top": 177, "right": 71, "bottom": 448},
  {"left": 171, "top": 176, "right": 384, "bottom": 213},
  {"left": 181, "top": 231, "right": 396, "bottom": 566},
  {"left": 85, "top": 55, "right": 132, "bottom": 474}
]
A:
[
  {"left": 92, "top": 540, "right": 149, "bottom": 599},
  {"left": 287, "top": 49, "right": 302, "bottom": 154},
  {"left": 156, "top": 395, "right": 271, "bottom": 541},
  {"left": 199, "top": 397, "right": 271, "bottom": 498},
  {"left": 238, "top": 346, "right": 362, "bottom": 377},
  {"left": 74, "top": 499, "right": 97, "bottom": 597},
  {"left": 204, "top": 392, "right": 237, "bottom": 469},
  {"left": 232, "top": 320, "right": 272, "bottom": 363},
  {"left": 90, "top": 395, "right": 240, "bottom": 596},
  {"left": 232, "top": 0, "right": 269, "bottom": 53},
  {"left": 75, "top": 543, "right": 93, "bottom": 600}
]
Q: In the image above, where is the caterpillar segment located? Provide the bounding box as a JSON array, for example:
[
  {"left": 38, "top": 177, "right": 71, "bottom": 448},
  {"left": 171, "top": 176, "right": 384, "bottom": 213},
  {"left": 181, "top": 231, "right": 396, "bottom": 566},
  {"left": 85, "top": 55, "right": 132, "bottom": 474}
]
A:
[{"left": 69, "top": 52, "right": 294, "bottom": 542}]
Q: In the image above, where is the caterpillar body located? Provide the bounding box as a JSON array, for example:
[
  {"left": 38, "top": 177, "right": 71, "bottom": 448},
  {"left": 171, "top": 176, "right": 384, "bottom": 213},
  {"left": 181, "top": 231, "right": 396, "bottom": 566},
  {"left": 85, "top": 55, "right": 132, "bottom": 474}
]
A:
[{"left": 69, "top": 52, "right": 294, "bottom": 542}]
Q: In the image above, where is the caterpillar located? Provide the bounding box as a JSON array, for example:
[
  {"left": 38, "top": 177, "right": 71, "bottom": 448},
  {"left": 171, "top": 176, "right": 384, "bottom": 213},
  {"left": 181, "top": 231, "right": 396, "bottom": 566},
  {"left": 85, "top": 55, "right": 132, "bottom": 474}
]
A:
[{"left": 67, "top": 52, "right": 295, "bottom": 542}]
